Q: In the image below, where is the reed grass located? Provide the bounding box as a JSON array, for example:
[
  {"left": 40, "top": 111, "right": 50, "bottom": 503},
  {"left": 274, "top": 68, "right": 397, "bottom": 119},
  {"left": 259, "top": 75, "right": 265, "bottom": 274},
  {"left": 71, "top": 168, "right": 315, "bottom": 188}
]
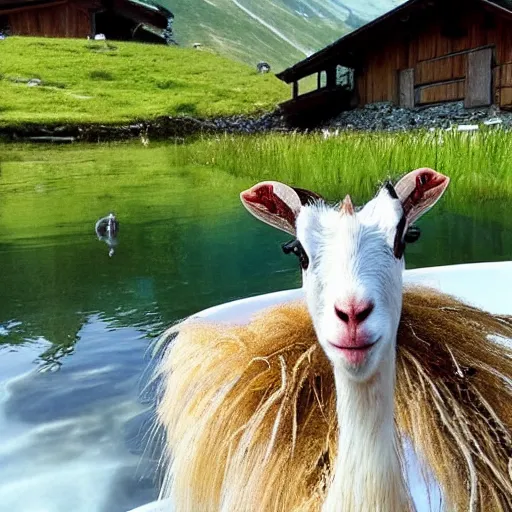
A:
[{"left": 180, "top": 128, "right": 512, "bottom": 202}]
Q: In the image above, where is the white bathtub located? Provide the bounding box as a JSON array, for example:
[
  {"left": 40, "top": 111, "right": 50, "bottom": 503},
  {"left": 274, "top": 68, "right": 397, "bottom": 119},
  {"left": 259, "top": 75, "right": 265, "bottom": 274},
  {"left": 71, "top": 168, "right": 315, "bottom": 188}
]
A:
[{"left": 131, "top": 261, "right": 512, "bottom": 512}]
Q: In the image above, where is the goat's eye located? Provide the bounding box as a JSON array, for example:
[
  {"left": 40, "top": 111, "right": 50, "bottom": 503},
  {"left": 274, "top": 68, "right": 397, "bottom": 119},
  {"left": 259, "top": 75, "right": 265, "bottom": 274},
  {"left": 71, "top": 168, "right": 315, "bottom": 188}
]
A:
[
  {"left": 394, "top": 218, "right": 422, "bottom": 258},
  {"left": 282, "top": 239, "right": 309, "bottom": 270},
  {"left": 404, "top": 225, "right": 421, "bottom": 244}
]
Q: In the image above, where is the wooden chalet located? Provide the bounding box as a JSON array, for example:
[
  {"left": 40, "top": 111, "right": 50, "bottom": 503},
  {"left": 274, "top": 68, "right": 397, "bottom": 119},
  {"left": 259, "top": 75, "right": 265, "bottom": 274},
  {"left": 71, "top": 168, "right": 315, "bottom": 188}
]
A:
[
  {"left": 0, "top": 0, "right": 173, "bottom": 43},
  {"left": 276, "top": 0, "right": 512, "bottom": 124}
]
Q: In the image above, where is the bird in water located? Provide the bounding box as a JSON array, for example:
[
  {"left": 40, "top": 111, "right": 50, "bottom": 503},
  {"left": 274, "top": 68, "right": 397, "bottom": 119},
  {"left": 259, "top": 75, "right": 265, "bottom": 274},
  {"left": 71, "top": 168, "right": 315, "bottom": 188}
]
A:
[{"left": 95, "top": 213, "right": 119, "bottom": 257}]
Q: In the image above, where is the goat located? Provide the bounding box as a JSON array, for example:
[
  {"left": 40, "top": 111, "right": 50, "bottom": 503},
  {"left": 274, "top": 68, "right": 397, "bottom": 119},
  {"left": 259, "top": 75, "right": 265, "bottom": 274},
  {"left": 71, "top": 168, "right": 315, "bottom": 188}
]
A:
[{"left": 154, "top": 169, "right": 512, "bottom": 511}]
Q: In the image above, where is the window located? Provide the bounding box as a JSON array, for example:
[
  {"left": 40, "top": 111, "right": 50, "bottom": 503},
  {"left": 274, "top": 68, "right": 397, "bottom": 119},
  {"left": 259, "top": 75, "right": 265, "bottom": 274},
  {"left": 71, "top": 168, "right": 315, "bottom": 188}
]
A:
[
  {"left": 318, "top": 71, "right": 327, "bottom": 88},
  {"left": 336, "top": 65, "right": 354, "bottom": 90}
]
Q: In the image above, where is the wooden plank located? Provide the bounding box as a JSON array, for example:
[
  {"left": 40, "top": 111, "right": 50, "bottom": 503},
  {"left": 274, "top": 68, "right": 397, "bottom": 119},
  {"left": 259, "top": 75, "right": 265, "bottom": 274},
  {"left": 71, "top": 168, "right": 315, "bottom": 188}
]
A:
[
  {"left": 417, "top": 29, "right": 436, "bottom": 62},
  {"left": 399, "top": 68, "right": 414, "bottom": 108},
  {"left": 495, "top": 63, "right": 512, "bottom": 87},
  {"left": 465, "top": 47, "right": 493, "bottom": 108},
  {"left": 416, "top": 80, "right": 465, "bottom": 105},
  {"left": 0, "top": 0, "right": 67, "bottom": 16},
  {"left": 415, "top": 54, "right": 467, "bottom": 85},
  {"left": 361, "top": 47, "right": 400, "bottom": 104},
  {"left": 8, "top": 2, "right": 91, "bottom": 37},
  {"left": 496, "top": 18, "right": 512, "bottom": 63},
  {"left": 499, "top": 87, "right": 512, "bottom": 107},
  {"left": 416, "top": 44, "right": 494, "bottom": 64}
]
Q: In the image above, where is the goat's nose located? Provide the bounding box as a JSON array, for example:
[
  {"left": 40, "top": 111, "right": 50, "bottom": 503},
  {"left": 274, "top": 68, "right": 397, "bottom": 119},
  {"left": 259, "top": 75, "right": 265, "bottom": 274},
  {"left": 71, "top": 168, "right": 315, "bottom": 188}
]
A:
[{"left": 334, "top": 300, "right": 374, "bottom": 325}]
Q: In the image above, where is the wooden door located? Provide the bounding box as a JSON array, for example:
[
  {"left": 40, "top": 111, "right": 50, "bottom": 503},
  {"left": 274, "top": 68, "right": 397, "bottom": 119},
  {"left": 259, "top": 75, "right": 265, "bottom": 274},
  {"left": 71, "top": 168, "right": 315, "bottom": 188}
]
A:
[{"left": 465, "top": 47, "right": 493, "bottom": 108}]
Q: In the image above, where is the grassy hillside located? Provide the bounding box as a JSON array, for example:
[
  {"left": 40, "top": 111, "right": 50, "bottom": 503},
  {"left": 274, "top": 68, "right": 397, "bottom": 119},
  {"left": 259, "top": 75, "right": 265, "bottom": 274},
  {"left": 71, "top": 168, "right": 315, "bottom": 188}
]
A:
[
  {"left": 164, "top": 0, "right": 343, "bottom": 71},
  {"left": 160, "top": 0, "right": 405, "bottom": 71},
  {"left": 0, "top": 37, "right": 289, "bottom": 127}
]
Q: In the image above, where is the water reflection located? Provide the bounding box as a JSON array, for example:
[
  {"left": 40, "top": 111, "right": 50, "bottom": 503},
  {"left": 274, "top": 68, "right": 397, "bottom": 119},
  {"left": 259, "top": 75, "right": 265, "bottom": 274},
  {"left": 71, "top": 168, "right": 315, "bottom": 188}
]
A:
[
  {"left": 95, "top": 213, "right": 120, "bottom": 258},
  {"left": 0, "top": 320, "right": 160, "bottom": 512},
  {"left": 1, "top": 204, "right": 510, "bottom": 368},
  {"left": 0, "top": 142, "right": 511, "bottom": 512}
]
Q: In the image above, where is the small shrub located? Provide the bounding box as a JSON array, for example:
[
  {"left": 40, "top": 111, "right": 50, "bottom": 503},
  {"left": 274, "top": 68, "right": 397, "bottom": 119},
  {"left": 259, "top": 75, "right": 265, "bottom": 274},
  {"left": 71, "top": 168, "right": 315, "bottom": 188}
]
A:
[
  {"left": 156, "top": 79, "right": 177, "bottom": 89},
  {"left": 60, "top": 48, "right": 80, "bottom": 55},
  {"left": 45, "top": 81, "right": 66, "bottom": 89},
  {"left": 174, "top": 102, "right": 197, "bottom": 115},
  {"left": 89, "top": 70, "right": 114, "bottom": 81},
  {"left": 85, "top": 43, "right": 103, "bottom": 51},
  {"left": 86, "top": 43, "right": 117, "bottom": 53}
]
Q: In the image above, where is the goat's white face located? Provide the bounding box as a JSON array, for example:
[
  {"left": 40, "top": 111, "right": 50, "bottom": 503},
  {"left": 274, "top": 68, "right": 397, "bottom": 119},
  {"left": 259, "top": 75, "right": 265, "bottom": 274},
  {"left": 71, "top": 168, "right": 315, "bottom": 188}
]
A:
[
  {"left": 296, "top": 187, "right": 407, "bottom": 380},
  {"left": 240, "top": 169, "right": 449, "bottom": 382}
]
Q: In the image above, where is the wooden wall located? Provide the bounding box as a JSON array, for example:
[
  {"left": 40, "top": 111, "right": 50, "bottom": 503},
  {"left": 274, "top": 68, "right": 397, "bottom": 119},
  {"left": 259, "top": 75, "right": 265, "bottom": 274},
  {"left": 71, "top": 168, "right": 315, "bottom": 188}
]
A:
[
  {"left": 494, "top": 62, "right": 512, "bottom": 107},
  {"left": 8, "top": 1, "right": 91, "bottom": 38},
  {"left": 354, "top": 4, "right": 512, "bottom": 109}
]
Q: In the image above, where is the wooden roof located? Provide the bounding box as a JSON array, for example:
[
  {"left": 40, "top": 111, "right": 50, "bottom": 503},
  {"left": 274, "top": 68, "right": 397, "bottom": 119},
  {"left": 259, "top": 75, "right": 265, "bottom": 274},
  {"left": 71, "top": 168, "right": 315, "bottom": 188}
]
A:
[{"left": 276, "top": 0, "right": 512, "bottom": 83}]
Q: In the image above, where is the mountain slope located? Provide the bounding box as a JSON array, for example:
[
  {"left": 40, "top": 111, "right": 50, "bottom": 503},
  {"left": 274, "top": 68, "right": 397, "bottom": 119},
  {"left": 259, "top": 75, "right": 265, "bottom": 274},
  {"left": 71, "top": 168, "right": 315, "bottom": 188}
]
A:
[{"left": 163, "top": 0, "right": 405, "bottom": 72}]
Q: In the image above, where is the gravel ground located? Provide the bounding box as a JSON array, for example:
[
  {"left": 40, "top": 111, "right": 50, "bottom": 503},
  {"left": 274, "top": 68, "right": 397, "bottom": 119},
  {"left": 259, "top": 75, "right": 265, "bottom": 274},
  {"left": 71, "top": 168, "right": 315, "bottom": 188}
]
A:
[{"left": 321, "top": 101, "right": 512, "bottom": 132}]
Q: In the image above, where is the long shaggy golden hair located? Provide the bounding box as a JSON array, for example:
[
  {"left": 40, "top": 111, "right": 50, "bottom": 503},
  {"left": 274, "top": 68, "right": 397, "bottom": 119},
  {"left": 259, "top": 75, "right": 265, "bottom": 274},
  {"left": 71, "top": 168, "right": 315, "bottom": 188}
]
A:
[{"left": 154, "top": 286, "right": 512, "bottom": 512}]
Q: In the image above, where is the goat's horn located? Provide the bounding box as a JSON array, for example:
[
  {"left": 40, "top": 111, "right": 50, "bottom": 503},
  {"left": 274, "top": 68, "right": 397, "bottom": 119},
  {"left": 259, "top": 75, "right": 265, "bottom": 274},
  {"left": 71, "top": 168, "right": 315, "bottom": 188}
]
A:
[{"left": 339, "top": 194, "right": 354, "bottom": 215}]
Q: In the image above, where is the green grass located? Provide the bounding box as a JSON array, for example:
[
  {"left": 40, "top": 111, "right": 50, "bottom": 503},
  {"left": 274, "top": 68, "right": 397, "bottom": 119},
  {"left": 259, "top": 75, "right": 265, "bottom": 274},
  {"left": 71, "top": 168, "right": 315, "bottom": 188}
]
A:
[
  {"left": 1, "top": 128, "right": 512, "bottom": 242},
  {"left": 0, "top": 36, "right": 289, "bottom": 127},
  {"left": 171, "top": 128, "right": 512, "bottom": 203}
]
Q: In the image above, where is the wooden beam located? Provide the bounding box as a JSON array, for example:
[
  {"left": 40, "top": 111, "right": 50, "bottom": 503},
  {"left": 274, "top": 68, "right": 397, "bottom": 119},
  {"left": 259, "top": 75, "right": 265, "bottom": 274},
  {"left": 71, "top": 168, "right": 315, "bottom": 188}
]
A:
[
  {"left": 465, "top": 47, "right": 493, "bottom": 108},
  {"left": 416, "top": 44, "right": 494, "bottom": 64},
  {"left": 317, "top": 72, "right": 321, "bottom": 89},
  {"left": 416, "top": 79, "right": 465, "bottom": 105},
  {"left": 399, "top": 68, "right": 414, "bottom": 108},
  {"left": 326, "top": 66, "right": 336, "bottom": 88},
  {"left": 292, "top": 81, "right": 298, "bottom": 99},
  {"left": 499, "top": 87, "right": 512, "bottom": 108}
]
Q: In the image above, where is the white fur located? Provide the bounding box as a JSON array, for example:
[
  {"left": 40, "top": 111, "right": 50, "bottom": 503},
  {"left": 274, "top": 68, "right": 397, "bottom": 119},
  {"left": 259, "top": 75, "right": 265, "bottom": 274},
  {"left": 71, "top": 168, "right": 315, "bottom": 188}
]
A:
[{"left": 295, "top": 186, "right": 411, "bottom": 511}]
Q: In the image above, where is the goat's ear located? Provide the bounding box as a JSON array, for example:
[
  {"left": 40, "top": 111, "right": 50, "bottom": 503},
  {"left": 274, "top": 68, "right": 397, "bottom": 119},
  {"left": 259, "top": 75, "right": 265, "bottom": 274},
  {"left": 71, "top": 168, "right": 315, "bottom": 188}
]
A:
[
  {"left": 394, "top": 167, "right": 450, "bottom": 224},
  {"left": 240, "top": 181, "right": 315, "bottom": 235}
]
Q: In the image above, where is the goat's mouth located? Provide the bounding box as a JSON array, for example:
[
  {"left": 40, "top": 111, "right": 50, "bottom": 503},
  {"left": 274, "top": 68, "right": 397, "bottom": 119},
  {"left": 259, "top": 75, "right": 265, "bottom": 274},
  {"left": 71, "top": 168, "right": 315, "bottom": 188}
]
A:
[{"left": 328, "top": 338, "right": 380, "bottom": 366}]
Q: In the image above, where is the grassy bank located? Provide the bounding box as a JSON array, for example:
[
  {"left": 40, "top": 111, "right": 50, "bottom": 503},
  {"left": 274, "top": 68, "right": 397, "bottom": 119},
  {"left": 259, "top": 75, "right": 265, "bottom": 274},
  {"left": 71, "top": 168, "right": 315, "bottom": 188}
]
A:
[
  {"left": 0, "top": 37, "right": 289, "bottom": 127},
  {"left": 175, "top": 128, "right": 512, "bottom": 202}
]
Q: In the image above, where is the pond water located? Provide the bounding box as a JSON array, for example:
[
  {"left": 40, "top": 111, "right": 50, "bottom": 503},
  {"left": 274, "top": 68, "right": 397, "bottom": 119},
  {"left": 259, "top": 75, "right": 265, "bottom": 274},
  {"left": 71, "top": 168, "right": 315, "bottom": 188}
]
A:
[{"left": 0, "top": 142, "right": 511, "bottom": 512}]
